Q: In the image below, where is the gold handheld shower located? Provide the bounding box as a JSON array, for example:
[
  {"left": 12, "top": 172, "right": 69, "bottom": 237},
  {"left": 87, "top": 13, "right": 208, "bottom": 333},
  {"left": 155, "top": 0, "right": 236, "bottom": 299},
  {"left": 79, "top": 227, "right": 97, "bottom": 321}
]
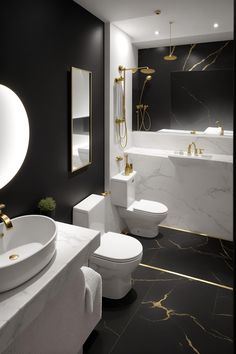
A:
[
  {"left": 114, "top": 65, "right": 156, "bottom": 148},
  {"left": 136, "top": 72, "right": 155, "bottom": 131}
]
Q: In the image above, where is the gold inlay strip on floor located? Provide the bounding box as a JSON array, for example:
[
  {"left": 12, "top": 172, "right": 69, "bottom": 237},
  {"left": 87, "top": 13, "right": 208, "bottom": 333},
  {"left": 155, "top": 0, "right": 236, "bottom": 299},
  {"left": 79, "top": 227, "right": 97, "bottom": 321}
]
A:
[
  {"left": 159, "top": 224, "right": 211, "bottom": 237},
  {"left": 139, "top": 263, "right": 233, "bottom": 291}
]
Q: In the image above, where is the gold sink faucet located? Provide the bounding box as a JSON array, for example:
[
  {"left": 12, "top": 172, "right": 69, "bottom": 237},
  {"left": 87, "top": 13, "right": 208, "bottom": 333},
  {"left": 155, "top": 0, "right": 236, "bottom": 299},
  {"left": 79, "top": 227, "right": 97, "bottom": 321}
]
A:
[
  {"left": 187, "top": 142, "right": 198, "bottom": 155},
  {"left": 216, "top": 121, "right": 224, "bottom": 136},
  {"left": 0, "top": 204, "right": 13, "bottom": 229}
]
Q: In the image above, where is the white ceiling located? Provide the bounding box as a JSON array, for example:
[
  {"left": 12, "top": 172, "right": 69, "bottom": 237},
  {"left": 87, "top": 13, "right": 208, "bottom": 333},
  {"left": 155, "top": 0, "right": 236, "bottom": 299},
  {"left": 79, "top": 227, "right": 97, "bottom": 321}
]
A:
[{"left": 74, "top": 0, "right": 234, "bottom": 48}]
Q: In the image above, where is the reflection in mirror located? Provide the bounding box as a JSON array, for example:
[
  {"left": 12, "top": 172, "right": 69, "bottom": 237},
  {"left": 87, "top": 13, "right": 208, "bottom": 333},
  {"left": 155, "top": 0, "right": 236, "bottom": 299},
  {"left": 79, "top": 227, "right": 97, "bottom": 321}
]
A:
[
  {"left": 0, "top": 85, "right": 29, "bottom": 189},
  {"left": 171, "top": 70, "right": 233, "bottom": 131},
  {"left": 132, "top": 41, "right": 234, "bottom": 132},
  {"left": 71, "top": 67, "right": 92, "bottom": 172}
]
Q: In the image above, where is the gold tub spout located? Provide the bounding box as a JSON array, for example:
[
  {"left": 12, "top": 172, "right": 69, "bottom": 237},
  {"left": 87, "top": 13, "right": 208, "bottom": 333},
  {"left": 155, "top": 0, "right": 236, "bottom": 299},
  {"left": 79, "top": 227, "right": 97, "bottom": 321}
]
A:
[{"left": 0, "top": 204, "right": 13, "bottom": 229}]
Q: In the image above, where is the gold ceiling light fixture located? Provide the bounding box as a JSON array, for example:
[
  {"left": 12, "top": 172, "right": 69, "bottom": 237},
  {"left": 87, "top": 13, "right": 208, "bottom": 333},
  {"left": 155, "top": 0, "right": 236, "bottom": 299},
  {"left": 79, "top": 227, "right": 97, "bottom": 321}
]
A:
[
  {"left": 164, "top": 21, "right": 177, "bottom": 61},
  {"left": 155, "top": 9, "right": 161, "bottom": 15}
]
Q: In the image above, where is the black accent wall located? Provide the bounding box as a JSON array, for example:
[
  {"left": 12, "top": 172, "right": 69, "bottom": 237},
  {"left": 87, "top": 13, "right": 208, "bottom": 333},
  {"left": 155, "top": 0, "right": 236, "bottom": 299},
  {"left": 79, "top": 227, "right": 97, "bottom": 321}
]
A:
[
  {"left": 0, "top": 0, "right": 104, "bottom": 223},
  {"left": 133, "top": 40, "right": 234, "bottom": 131}
]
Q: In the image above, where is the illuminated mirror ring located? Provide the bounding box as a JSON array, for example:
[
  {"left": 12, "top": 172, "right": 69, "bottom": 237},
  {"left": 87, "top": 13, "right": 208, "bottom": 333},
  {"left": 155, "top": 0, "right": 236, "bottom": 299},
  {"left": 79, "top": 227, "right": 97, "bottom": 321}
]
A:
[{"left": 0, "top": 84, "right": 30, "bottom": 189}]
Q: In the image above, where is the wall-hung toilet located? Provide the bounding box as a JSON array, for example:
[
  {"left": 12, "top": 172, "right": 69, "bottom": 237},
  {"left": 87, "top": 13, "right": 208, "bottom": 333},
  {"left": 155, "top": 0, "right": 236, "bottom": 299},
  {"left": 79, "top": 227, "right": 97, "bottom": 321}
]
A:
[
  {"left": 73, "top": 194, "right": 143, "bottom": 300},
  {"left": 111, "top": 171, "right": 168, "bottom": 238}
]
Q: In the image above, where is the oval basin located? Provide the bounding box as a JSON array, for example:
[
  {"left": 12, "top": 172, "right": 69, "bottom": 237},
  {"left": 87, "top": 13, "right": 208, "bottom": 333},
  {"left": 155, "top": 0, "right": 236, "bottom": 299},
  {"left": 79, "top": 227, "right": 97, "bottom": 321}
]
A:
[{"left": 0, "top": 215, "right": 57, "bottom": 293}]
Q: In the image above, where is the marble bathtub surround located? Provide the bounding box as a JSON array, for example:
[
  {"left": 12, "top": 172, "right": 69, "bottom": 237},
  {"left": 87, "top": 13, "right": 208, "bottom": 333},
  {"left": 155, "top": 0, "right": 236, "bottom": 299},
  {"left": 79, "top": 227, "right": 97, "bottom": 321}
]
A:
[
  {"left": 0, "top": 222, "right": 101, "bottom": 354},
  {"left": 124, "top": 131, "right": 233, "bottom": 240},
  {"left": 132, "top": 131, "right": 233, "bottom": 155}
]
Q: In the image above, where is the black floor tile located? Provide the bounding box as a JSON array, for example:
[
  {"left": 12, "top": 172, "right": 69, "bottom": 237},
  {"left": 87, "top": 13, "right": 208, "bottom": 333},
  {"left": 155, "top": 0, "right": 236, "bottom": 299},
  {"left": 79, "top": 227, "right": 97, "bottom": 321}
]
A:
[
  {"left": 132, "top": 227, "right": 233, "bottom": 287},
  {"left": 84, "top": 228, "right": 234, "bottom": 354},
  {"left": 111, "top": 276, "right": 233, "bottom": 354}
]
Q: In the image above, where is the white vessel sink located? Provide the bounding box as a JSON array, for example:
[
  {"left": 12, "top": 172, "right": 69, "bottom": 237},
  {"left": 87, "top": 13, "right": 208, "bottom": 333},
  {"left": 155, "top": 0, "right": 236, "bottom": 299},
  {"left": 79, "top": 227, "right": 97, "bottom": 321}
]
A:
[{"left": 0, "top": 215, "right": 57, "bottom": 293}]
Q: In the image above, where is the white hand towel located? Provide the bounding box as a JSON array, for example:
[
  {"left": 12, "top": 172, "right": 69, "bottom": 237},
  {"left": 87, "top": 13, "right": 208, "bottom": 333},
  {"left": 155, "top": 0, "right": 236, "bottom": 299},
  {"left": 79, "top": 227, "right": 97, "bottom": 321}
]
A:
[{"left": 81, "top": 266, "right": 102, "bottom": 313}]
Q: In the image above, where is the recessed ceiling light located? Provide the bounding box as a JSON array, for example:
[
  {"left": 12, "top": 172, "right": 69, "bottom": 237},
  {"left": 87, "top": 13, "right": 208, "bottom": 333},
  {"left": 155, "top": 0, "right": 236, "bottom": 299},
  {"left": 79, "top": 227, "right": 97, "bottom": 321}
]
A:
[
  {"left": 155, "top": 31, "right": 159, "bottom": 35},
  {"left": 213, "top": 23, "right": 219, "bottom": 28}
]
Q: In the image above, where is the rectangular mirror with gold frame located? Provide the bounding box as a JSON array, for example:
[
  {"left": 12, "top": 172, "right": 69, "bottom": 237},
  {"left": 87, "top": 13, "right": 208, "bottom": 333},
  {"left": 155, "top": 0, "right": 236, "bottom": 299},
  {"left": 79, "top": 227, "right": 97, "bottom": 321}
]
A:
[{"left": 71, "top": 66, "right": 92, "bottom": 172}]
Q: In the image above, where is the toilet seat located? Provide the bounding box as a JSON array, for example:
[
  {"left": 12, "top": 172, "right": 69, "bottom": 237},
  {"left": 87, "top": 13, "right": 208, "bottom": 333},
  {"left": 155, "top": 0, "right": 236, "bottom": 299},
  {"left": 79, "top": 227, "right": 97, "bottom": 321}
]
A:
[
  {"left": 132, "top": 199, "right": 168, "bottom": 215},
  {"left": 93, "top": 232, "right": 143, "bottom": 263}
]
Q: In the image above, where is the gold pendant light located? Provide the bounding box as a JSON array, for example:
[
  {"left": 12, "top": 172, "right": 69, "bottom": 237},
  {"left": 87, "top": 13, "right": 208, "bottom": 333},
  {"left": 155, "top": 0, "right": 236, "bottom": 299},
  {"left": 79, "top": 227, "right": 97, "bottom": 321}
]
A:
[{"left": 164, "top": 21, "right": 177, "bottom": 61}]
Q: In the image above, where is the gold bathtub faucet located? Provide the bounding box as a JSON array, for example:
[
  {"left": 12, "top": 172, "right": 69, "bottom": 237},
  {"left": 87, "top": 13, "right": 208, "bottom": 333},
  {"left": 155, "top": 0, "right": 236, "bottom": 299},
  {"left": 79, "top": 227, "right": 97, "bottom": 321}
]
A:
[
  {"left": 187, "top": 142, "right": 204, "bottom": 156},
  {"left": 187, "top": 142, "right": 198, "bottom": 155},
  {"left": 0, "top": 203, "right": 13, "bottom": 229}
]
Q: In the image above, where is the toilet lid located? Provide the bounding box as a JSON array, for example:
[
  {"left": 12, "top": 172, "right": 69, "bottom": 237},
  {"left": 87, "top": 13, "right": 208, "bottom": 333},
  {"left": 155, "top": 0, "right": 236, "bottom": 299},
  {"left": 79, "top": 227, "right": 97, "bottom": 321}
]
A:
[
  {"left": 132, "top": 199, "right": 168, "bottom": 215},
  {"left": 93, "top": 232, "right": 143, "bottom": 263}
]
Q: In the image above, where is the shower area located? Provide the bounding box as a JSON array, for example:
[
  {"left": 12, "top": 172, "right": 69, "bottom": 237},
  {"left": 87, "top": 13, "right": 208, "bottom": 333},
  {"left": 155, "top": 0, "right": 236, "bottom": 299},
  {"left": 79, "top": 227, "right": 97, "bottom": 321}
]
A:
[{"left": 132, "top": 66, "right": 157, "bottom": 131}]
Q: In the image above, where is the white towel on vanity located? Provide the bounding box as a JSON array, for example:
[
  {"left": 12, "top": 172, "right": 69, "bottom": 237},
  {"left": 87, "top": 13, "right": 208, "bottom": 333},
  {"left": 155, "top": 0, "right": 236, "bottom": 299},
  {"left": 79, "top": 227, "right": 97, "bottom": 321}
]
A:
[{"left": 81, "top": 266, "right": 102, "bottom": 313}]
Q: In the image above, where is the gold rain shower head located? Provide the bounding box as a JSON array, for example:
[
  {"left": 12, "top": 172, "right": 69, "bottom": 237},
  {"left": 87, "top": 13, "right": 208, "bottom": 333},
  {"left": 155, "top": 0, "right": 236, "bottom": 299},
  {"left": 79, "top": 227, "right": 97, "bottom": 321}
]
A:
[
  {"left": 118, "top": 65, "right": 155, "bottom": 74},
  {"left": 140, "top": 68, "right": 156, "bottom": 74}
]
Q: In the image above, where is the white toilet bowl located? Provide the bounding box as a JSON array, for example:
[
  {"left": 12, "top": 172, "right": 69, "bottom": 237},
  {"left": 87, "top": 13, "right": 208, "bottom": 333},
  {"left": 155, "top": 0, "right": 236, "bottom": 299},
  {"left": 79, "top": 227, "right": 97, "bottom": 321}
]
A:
[
  {"left": 89, "top": 232, "right": 142, "bottom": 299},
  {"left": 73, "top": 194, "right": 143, "bottom": 299},
  {"left": 118, "top": 199, "right": 168, "bottom": 238},
  {"left": 111, "top": 171, "right": 168, "bottom": 238}
]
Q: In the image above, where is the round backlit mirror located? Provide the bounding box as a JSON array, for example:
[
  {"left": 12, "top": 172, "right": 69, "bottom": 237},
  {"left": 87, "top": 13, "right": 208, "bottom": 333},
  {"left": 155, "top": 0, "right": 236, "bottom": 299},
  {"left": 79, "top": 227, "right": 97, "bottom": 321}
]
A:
[{"left": 0, "top": 84, "right": 30, "bottom": 189}]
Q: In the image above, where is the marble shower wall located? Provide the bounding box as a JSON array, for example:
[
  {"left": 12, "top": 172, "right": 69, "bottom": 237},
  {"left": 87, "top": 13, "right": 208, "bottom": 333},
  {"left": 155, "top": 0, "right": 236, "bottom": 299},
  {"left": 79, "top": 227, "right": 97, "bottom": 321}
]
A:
[
  {"left": 133, "top": 40, "right": 234, "bottom": 131},
  {"left": 126, "top": 132, "right": 233, "bottom": 241}
]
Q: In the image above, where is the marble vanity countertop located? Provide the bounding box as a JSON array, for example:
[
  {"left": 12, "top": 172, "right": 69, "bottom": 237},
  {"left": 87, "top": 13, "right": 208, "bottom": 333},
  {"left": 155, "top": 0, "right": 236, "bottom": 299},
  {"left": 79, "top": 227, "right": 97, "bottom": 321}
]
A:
[
  {"left": 125, "top": 147, "right": 233, "bottom": 163},
  {"left": 0, "top": 222, "right": 100, "bottom": 353}
]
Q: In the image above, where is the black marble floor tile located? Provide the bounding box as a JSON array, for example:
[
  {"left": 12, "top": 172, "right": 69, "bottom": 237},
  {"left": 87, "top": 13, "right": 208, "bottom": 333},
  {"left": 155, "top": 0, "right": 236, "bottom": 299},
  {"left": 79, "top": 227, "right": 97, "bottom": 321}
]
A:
[
  {"left": 84, "top": 228, "right": 234, "bottom": 354},
  {"left": 84, "top": 270, "right": 154, "bottom": 354},
  {"left": 111, "top": 271, "right": 233, "bottom": 354},
  {"left": 132, "top": 227, "right": 233, "bottom": 287}
]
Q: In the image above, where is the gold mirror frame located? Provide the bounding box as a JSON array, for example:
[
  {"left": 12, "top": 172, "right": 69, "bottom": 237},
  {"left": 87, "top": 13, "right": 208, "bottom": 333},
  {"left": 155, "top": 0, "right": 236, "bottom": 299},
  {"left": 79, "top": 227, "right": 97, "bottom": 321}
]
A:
[{"left": 71, "top": 67, "right": 92, "bottom": 172}]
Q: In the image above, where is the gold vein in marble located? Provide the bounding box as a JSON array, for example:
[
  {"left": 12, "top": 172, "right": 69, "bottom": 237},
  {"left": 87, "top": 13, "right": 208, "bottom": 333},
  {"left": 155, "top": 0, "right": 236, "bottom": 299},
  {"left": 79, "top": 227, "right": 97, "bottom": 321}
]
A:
[
  {"left": 219, "top": 239, "right": 232, "bottom": 260},
  {"left": 188, "top": 41, "right": 229, "bottom": 71},
  {"left": 183, "top": 44, "right": 196, "bottom": 71},
  {"left": 202, "top": 41, "right": 229, "bottom": 70},
  {"left": 169, "top": 238, "right": 209, "bottom": 252},
  {"left": 142, "top": 290, "right": 233, "bottom": 342},
  {"left": 215, "top": 313, "right": 233, "bottom": 317},
  {"left": 155, "top": 239, "right": 165, "bottom": 249},
  {"left": 185, "top": 334, "right": 200, "bottom": 354},
  {"left": 223, "top": 259, "right": 233, "bottom": 271},
  {"left": 178, "top": 84, "right": 211, "bottom": 125},
  {"left": 142, "top": 289, "right": 174, "bottom": 321},
  {"left": 139, "top": 263, "right": 233, "bottom": 291},
  {"left": 210, "top": 329, "right": 233, "bottom": 342},
  {"left": 169, "top": 237, "right": 233, "bottom": 261}
]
